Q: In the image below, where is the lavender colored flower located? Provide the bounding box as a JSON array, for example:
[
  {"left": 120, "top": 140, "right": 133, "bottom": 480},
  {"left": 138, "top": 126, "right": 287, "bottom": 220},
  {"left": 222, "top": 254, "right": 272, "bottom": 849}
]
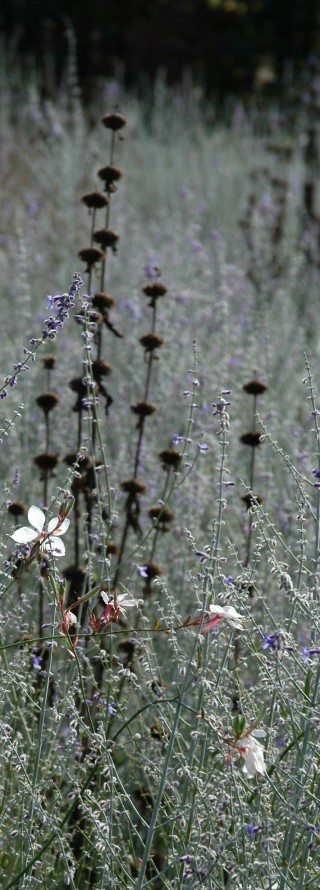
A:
[
  {"left": 245, "top": 824, "right": 261, "bottom": 838},
  {"left": 301, "top": 645, "right": 320, "bottom": 661},
  {"left": 262, "top": 633, "right": 281, "bottom": 651}
]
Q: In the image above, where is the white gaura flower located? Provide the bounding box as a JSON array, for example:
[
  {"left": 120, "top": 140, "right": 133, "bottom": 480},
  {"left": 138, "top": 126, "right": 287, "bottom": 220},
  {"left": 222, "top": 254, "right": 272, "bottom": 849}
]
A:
[
  {"left": 11, "top": 505, "right": 69, "bottom": 558},
  {"left": 100, "top": 590, "right": 138, "bottom": 617},
  {"left": 236, "top": 733, "right": 266, "bottom": 778},
  {"left": 201, "top": 603, "right": 245, "bottom": 633}
]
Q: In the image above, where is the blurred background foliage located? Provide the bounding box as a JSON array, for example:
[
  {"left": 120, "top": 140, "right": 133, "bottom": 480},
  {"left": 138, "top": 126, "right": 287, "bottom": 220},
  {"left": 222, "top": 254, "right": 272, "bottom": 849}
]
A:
[{"left": 1, "top": 0, "right": 319, "bottom": 99}]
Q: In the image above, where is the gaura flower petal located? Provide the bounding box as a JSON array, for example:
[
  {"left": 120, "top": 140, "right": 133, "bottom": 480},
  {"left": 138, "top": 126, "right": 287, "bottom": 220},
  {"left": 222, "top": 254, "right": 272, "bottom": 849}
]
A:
[
  {"left": 236, "top": 736, "right": 266, "bottom": 778},
  {"left": 43, "top": 538, "right": 65, "bottom": 557},
  {"left": 11, "top": 527, "right": 38, "bottom": 544},
  {"left": 28, "top": 505, "right": 45, "bottom": 532},
  {"left": 47, "top": 516, "right": 70, "bottom": 535},
  {"left": 203, "top": 603, "right": 245, "bottom": 631}
]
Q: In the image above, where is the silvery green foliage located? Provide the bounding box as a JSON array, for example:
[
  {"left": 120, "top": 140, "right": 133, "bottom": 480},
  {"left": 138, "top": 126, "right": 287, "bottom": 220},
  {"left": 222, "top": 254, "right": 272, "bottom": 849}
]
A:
[{"left": 1, "top": 58, "right": 320, "bottom": 887}]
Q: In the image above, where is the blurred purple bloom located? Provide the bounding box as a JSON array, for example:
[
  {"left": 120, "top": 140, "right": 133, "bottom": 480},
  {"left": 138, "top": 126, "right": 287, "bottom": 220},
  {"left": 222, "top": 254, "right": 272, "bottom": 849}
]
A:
[
  {"left": 245, "top": 824, "right": 261, "bottom": 838},
  {"left": 302, "top": 646, "right": 320, "bottom": 661},
  {"left": 262, "top": 633, "right": 280, "bottom": 650}
]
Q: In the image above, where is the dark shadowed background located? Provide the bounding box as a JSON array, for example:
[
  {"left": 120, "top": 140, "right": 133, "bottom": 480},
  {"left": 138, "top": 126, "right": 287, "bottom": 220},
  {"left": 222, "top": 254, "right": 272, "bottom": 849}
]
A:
[{"left": 1, "top": 0, "right": 320, "bottom": 97}]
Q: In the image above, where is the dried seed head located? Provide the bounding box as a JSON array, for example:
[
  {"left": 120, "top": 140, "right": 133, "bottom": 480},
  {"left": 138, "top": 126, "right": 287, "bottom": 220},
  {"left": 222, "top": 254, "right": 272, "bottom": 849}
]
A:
[
  {"left": 81, "top": 191, "right": 109, "bottom": 209},
  {"left": 101, "top": 112, "right": 127, "bottom": 131},
  {"left": 92, "top": 359, "right": 112, "bottom": 380},
  {"left": 92, "top": 291, "right": 115, "bottom": 312},
  {"left": 63, "top": 564, "right": 87, "bottom": 596},
  {"left": 142, "top": 564, "right": 161, "bottom": 598},
  {"left": 148, "top": 506, "right": 174, "bottom": 528},
  {"left": 121, "top": 479, "right": 147, "bottom": 494},
  {"left": 43, "top": 355, "right": 56, "bottom": 370},
  {"left": 78, "top": 246, "right": 105, "bottom": 271},
  {"left": 98, "top": 165, "right": 123, "bottom": 191},
  {"left": 139, "top": 333, "right": 164, "bottom": 352},
  {"left": 118, "top": 638, "right": 138, "bottom": 664},
  {"left": 143, "top": 282, "right": 167, "bottom": 307},
  {"left": 243, "top": 380, "right": 268, "bottom": 396},
  {"left": 240, "top": 432, "right": 263, "bottom": 447},
  {"left": 143, "top": 562, "right": 162, "bottom": 579},
  {"left": 158, "top": 447, "right": 182, "bottom": 470},
  {"left": 93, "top": 228, "right": 120, "bottom": 252},
  {"left": 131, "top": 401, "right": 157, "bottom": 418},
  {"left": 69, "top": 377, "right": 86, "bottom": 394},
  {"left": 34, "top": 452, "right": 59, "bottom": 473},
  {"left": 106, "top": 540, "right": 119, "bottom": 555},
  {"left": 63, "top": 452, "right": 92, "bottom": 471},
  {"left": 7, "top": 500, "right": 27, "bottom": 516},
  {"left": 74, "top": 308, "right": 101, "bottom": 326},
  {"left": 241, "top": 493, "right": 264, "bottom": 510},
  {"left": 36, "top": 391, "right": 60, "bottom": 414}
]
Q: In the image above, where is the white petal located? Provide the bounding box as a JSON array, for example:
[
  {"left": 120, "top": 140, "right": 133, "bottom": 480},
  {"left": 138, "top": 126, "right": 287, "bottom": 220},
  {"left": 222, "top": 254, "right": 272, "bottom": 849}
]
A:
[
  {"left": 208, "top": 605, "right": 225, "bottom": 617},
  {"left": 117, "top": 594, "right": 137, "bottom": 608},
  {"left": 100, "top": 591, "right": 110, "bottom": 605},
  {"left": 43, "top": 537, "right": 65, "bottom": 557},
  {"left": 11, "top": 527, "right": 38, "bottom": 544},
  {"left": 47, "top": 516, "right": 70, "bottom": 535},
  {"left": 28, "top": 505, "right": 45, "bottom": 532}
]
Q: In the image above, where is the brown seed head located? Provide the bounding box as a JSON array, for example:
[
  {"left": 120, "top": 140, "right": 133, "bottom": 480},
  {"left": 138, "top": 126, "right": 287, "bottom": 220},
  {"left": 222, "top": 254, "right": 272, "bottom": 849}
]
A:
[
  {"left": 158, "top": 447, "right": 182, "bottom": 470},
  {"left": 69, "top": 377, "right": 86, "bottom": 394},
  {"left": 148, "top": 506, "right": 174, "bottom": 525},
  {"left": 102, "top": 112, "right": 127, "bottom": 131},
  {"left": 143, "top": 562, "right": 162, "bottom": 579},
  {"left": 78, "top": 246, "right": 105, "bottom": 271},
  {"left": 240, "top": 432, "right": 263, "bottom": 447},
  {"left": 241, "top": 493, "right": 264, "bottom": 510},
  {"left": 34, "top": 452, "right": 59, "bottom": 471},
  {"left": 243, "top": 380, "right": 268, "bottom": 396},
  {"left": 73, "top": 308, "right": 102, "bottom": 326},
  {"left": 63, "top": 452, "right": 92, "bottom": 471},
  {"left": 131, "top": 401, "right": 157, "bottom": 418},
  {"left": 36, "top": 391, "right": 60, "bottom": 414},
  {"left": 143, "top": 282, "right": 167, "bottom": 299},
  {"left": 81, "top": 191, "right": 109, "bottom": 209},
  {"left": 7, "top": 500, "right": 27, "bottom": 517},
  {"left": 93, "top": 228, "right": 120, "bottom": 251},
  {"left": 121, "top": 479, "right": 147, "bottom": 494},
  {"left": 92, "top": 292, "right": 115, "bottom": 312},
  {"left": 43, "top": 355, "right": 56, "bottom": 370},
  {"left": 139, "top": 333, "right": 164, "bottom": 352},
  {"left": 92, "top": 359, "right": 112, "bottom": 380},
  {"left": 98, "top": 165, "right": 123, "bottom": 190},
  {"left": 106, "top": 540, "right": 119, "bottom": 555},
  {"left": 63, "top": 564, "right": 87, "bottom": 596}
]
